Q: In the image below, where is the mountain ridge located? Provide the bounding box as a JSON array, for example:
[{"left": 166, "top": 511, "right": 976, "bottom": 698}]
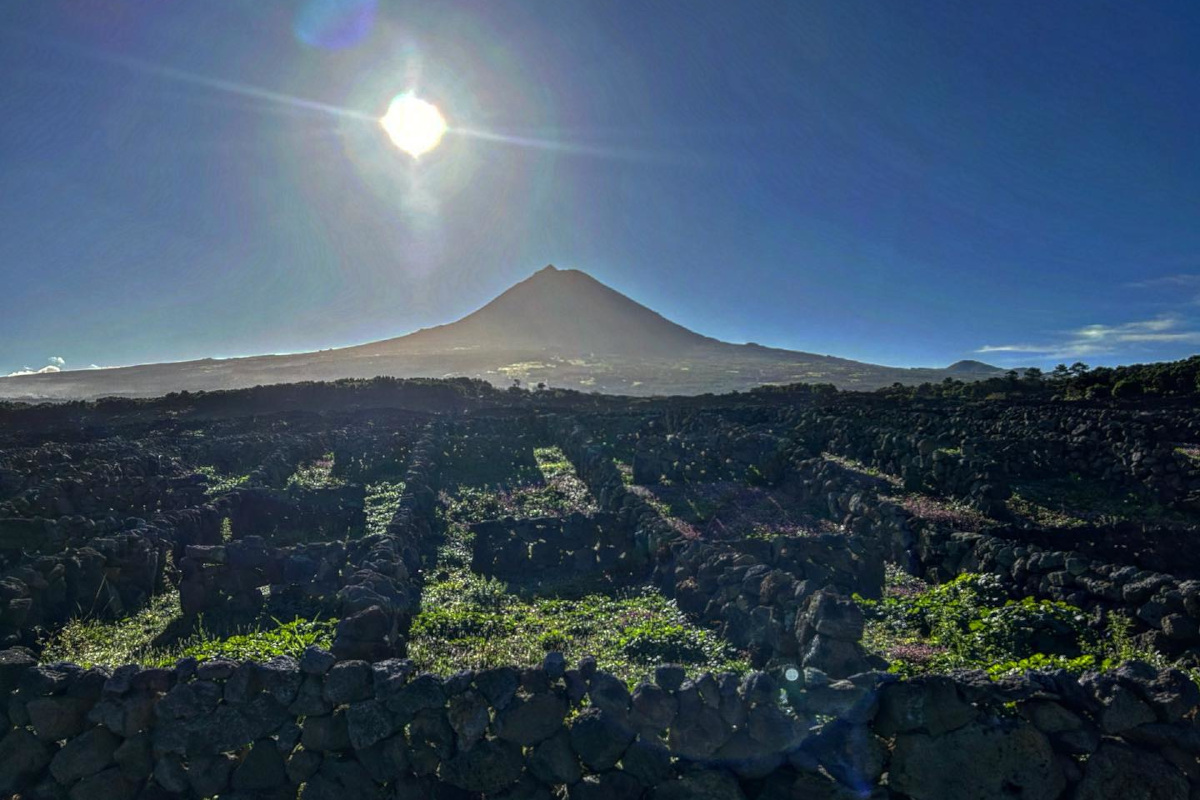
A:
[{"left": 0, "top": 265, "right": 1005, "bottom": 400}]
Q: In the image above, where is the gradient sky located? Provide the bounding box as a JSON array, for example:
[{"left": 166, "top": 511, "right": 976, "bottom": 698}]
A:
[{"left": 2, "top": 1, "right": 1199, "bottom": 377}]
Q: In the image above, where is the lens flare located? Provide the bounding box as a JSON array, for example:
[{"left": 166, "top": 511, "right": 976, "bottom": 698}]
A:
[
  {"left": 294, "top": 0, "right": 377, "bottom": 50},
  {"left": 380, "top": 94, "right": 448, "bottom": 158}
]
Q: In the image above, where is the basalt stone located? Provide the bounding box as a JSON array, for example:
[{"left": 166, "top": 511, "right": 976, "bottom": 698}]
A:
[
  {"left": 739, "top": 671, "right": 778, "bottom": 705},
  {"left": 346, "top": 699, "right": 397, "bottom": 751},
  {"left": 69, "top": 766, "right": 135, "bottom": 800},
  {"left": 620, "top": 735, "right": 673, "bottom": 785},
  {"left": 567, "top": 770, "right": 644, "bottom": 800},
  {"left": 1096, "top": 683, "right": 1157, "bottom": 734},
  {"left": 112, "top": 732, "right": 153, "bottom": 780},
  {"left": 890, "top": 720, "right": 1063, "bottom": 800},
  {"left": 493, "top": 775, "right": 556, "bottom": 800},
  {"left": 669, "top": 703, "right": 729, "bottom": 759},
  {"left": 334, "top": 604, "right": 390, "bottom": 641},
  {"left": 530, "top": 729, "right": 582, "bottom": 785},
  {"left": 188, "top": 753, "right": 237, "bottom": 797},
  {"left": 22, "top": 664, "right": 72, "bottom": 696},
  {"left": 300, "top": 646, "right": 337, "bottom": 676},
  {"left": 570, "top": 708, "right": 635, "bottom": 771},
  {"left": 439, "top": 738, "right": 524, "bottom": 794},
  {"left": 286, "top": 749, "right": 322, "bottom": 784},
  {"left": 544, "top": 651, "right": 567, "bottom": 680},
  {"left": 409, "top": 707, "right": 455, "bottom": 768},
  {"left": 49, "top": 726, "right": 120, "bottom": 785},
  {"left": 589, "top": 671, "right": 632, "bottom": 716},
  {"left": 0, "top": 648, "right": 36, "bottom": 695},
  {"left": 27, "top": 695, "right": 92, "bottom": 741},
  {"left": 873, "top": 677, "right": 975, "bottom": 737},
  {"left": 564, "top": 670, "right": 588, "bottom": 705},
  {"left": 496, "top": 691, "right": 568, "bottom": 745},
  {"left": 68, "top": 667, "right": 110, "bottom": 701},
  {"left": 631, "top": 681, "right": 677, "bottom": 732},
  {"left": 805, "top": 719, "right": 886, "bottom": 791},
  {"left": 303, "top": 710, "right": 351, "bottom": 752},
  {"left": 650, "top": 769, "right": 747, "bottom": 800},
  {"left": 233, "top": 739, "right": 288, "bottom": 791},
  {"left": 259, "top": 656, "right": 302, "bottom": 705},
  {"left": 746, "top": 703, "right": 799, "bottom": 751},
  {"left": 355, "top": 731, "right": 410, "bottom": 783},
  {"left": 298, "top": 756, "right": 381, "bottom": 800},
  {"left": 372, "top": 659, "right": 416, "bottom": 699},
  {"left": 443, "top": 669, "right": 474, "bottom": 697},
  {"left": 387, "top": 673, "right": 446, "bottom": 719},
  {"left": 476, "top": 666, "right": 519, "bottom": 709},
  {"left": 447, "top": 690, "right": 490, "bottom": 749},
  {"left": 324, "top": 660, "right": 374, "bottom": 706},
  {"left": 196, "top": 658, "right": 238, "bottom": 681},
  {"left": 290, "top": 674, "right": 332, "bottom": 716},
  {"left": 0, "top": 728, "right": 51, "bottom": 795},
  {"left": 153, "top": 754, "right": 189, "bottom": 794},
  {"left": 1074, "top": 742, "right": 1188, "bottom": 800},
  {"left": 712, "top": 730, "right": 783, "bottom": 780}
]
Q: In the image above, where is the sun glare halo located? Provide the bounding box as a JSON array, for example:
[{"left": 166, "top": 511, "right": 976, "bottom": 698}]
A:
[{"left": 380, "top": 94, "right": 447, "bottom": 158}]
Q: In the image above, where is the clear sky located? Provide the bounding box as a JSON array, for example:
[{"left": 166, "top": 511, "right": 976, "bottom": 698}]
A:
[{"left": 2, "top": 1, "right": 1199, "bottom": 377}]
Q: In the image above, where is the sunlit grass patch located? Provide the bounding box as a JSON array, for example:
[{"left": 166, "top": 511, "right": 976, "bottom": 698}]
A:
[
  {"left": 857, "top": 566, "right": 1165, "bottom": 679},
  {"left": 41, "top": 588, "right": 336, "bottom": 667},
  {"left": 411, "top": 509, "right": 745, "bottom": 683},
  {"left": 287, "top": 453, "right": 346, "bottom": 490},
  {"left": 194, "top": 465, "right": 250, "bottom": 496},
  {"left": 41, "top": 590, "right": 185, "bottom": 667},
  {"left": 364, "top": 480, "right": 406, "bottom": 536}
]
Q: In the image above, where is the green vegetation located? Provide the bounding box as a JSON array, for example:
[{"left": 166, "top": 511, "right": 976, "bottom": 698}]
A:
[
  {"left": 286, "top": 453, "right": 346, "bottom": 490},
  {"left": 364, "top": 480, "right": 406, "bottom": 536},
  {"left": 1007, "top": 476, "right": 1185, "bottom": 528},
  {"left": 410, "top": 447, "right": 745, "bottom": 683},
  {"left": 41, "top": 589, "right": 335, "bottom": 667},
  {"left": 409, "top": 567, "right": 745, "bottom": 682},
  {"left": 194, "top": 465, "right": 249, "bottom": 496},
  {"left": 857, "top": 568, "right": 1161, "bottom": 678}
]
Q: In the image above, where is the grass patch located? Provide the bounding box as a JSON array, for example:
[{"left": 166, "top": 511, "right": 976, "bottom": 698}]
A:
[
  {"left": 410, "top": 486, "right": 746, "bottom": 683},
  {"left": 1006, "top": 475, "right": 1190, "bottom": 528},
  {"left": 194, "top": 465, "right": 250, "bottom": 496},
  {"left": 41, "top": 588, "right": 336, "bottom": 667},
  {"left": 364, "top": 480, "right": 406, "bottom": 536},
  {"left": 287, "top": 453, "right": 346, "bottom": 490},
  {"left": 857, "top": 566, "right": 1164, "bottom": 678}
]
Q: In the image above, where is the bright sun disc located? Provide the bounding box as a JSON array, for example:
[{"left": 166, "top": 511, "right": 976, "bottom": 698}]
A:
[{"left": 380, "top": 94, "right": 447, "bottom": 158}]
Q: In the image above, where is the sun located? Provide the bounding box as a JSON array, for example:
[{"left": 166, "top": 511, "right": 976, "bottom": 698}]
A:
[{"left": 380, "top": 94, "right": 447, "bottom": 158}]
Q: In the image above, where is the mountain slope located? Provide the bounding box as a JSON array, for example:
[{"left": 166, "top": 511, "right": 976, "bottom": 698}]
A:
[{"left": 0, "top": 265, "right": 1005, "bottom": 400}]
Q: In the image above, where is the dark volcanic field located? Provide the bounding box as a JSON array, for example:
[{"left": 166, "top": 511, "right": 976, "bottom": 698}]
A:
[{"left": 1, "top": 376, "right": 1200, "bottom": 799}]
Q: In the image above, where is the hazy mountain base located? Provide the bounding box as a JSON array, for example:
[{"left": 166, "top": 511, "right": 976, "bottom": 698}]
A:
[
  {"left": 0, "top": 347, "right": 1004, "bottom": 401},
  {"left": 0, "top": 265, "right": 1005, "bottom": 400}
]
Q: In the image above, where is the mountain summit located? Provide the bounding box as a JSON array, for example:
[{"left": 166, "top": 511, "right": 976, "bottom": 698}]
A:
[
  {"left": 356, "top": 265, "right": 716, "bottom": 358},
  {"left": 0, "top": 265, "right": 1005, "bottom": 400}
]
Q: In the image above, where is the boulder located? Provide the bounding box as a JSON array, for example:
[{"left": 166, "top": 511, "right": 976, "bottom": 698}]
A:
[
  {"left": 889, "top": 720, "right": 1063, "bottom": 800},
  {"left": 569, "top": 708, "right": 635, "bottom": 771},
  {"left": 1074, "top": 743, "right": 1187, "bottom": 800}
]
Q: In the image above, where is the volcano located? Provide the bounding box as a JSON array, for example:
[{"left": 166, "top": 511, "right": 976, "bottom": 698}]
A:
[{"left": 0, "top": 265, "right": 1004, "bottom": 400}]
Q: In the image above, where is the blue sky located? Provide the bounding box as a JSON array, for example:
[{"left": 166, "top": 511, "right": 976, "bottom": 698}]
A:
[{"left": 2, "top": 0, "right": 1199, "bottom": 376}]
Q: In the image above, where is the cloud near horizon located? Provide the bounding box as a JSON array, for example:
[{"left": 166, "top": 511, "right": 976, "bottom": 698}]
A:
[
  {"left": 4, "top": 356, "right": 67, "bottom": 378},
  {"left": 5, "top": 365, "right": 62, "bottom": 377},
  {"left": 977, "top": 315, "right": 1200, "bottom": 361}
]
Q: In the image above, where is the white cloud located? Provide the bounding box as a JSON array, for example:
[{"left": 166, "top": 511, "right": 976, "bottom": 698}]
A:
[
  {"left": 1126, "top": 273, "right": 1200, "bottom": 305},
  {"left": 5, "top": 365, "right": 62, "bottom": 377},
  {"left": 48, "top": 356, "right": 65, "bottom": 366},
  {"left": 977, "top": 315, "right": 1200, "bottom": 361}
]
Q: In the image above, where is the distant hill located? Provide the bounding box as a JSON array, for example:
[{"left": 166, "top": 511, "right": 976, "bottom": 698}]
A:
[
  {"left": 945, "top": 359, "right": 1002, "bottom": 374},
  {"left": 0, "top": 265, "right": 1007, "bottom": 400}
]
